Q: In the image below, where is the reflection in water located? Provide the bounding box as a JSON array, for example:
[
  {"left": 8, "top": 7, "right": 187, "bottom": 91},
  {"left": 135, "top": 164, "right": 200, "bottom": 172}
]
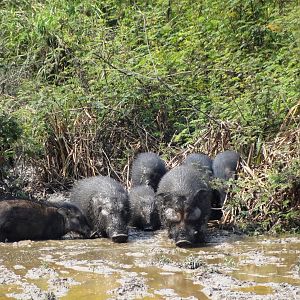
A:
[{"left": 0, "top": 230, "right": 299, "bottom": 299}]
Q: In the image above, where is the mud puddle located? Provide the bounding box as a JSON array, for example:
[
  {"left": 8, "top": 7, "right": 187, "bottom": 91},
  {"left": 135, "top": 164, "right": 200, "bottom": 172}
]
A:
[{"left": 0, "top": 229, "right": 299, "bottom": 299}]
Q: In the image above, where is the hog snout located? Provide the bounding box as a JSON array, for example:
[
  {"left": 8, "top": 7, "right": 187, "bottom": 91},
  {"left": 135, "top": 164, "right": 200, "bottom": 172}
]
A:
[
  {"left": 174, "top": 227, "right": 195, "bottom": 247},
  {"left": 108, "top": 226, "right": 129, "bottom": 243},
  {"left": 176, "top": 239, "right": 193, "bottom": 248},
  {"left": 108, "top": 223, "right": 129, "bottom": 243},
  {"left": 111, "top": 233, "right": 128, "bottom": 243},
  {"left": 143, "top": 224, "right": 154, "bottom": 231}
]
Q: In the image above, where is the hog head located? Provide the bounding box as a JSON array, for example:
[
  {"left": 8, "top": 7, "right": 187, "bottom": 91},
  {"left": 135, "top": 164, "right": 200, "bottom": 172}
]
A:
[
  {"left": 92, "top": 195, "right": 130, "bottom": 243},
  {"left": 57, "top": 203, "right": 91, "bottom": 238},
  {"left": 158, "top": 188, "right": 212, "bottom": 247},
  {"left": 129, "top": 185, "right": 161, "bottom": 231}
]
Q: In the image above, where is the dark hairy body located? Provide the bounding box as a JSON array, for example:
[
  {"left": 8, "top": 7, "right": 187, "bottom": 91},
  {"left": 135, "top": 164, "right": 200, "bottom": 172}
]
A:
[
  {"left": 157, "top": 165, "right": 212, "bottom": 247},
  {"left": 182, "top": 153, "right": 213, "bottom": 179},
  {"left": 131, "top": 152, "right": 167, "bottom": 192},
  {"left": 182, "top": 153, "right": 223, "bottom": 221},
  {"left": 129, "top": 185, "right": 161, "bottom": 231},
  {"left": 71, "top": 175, "right": 130, "bottom": 243},
  {"left": 212, "top": 150, "right": 240, "bottom": 207},
  {"left": 212, "top": 150, "right": 240, "bottom": 181},
  {"left": 0, "top": 199, "right": 91, "bottom": 242}
]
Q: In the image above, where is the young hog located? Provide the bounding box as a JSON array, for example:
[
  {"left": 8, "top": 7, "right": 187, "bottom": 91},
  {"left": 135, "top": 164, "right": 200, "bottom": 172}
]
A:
[
  {"left": 131, "top": 152, "right": 167, "bottom": 191},
  {"left": 182, "top": 153, "right": 213, "bottom": 180},
  {"left": 182, "top": 153, "right": 222, "bottom": 220},
  {"left": 213, "top": 150, "right": 240, "bottom": 181},
  {"left": 0, "top": 200, "right": 91, "bottom": 242},
  {"left": 212, "top": 150, "right": 240, "bottom": 207},
  {"left": 157, "top": 165, "right": 212, "bottom": 247},
  {"left": 71, "top": 176, "right": 130, "bottom": 243},
  {"left": 129, "top": 185, "right": 161, "bottom": 231}
]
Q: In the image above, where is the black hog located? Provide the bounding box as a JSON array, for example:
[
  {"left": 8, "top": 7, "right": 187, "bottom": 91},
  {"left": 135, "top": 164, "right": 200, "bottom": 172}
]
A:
[
  {"left": 182, "top": 153, "right": 222, "bottom": 220},
  {"left": 209, "top": 190, "right": 224, "bottom": 221},
  {"left": 0, "top": 200, "right": 91, "bottom": 242},
  {"left": 131, "top": 152, "right": 167, "bottom": 191},
  {"left": 212, "top": 150, "right": 240, "bottom": 207},
  {"left": 157, "top": 165, "right": 212, "bottom": 247},
  {"left": 71, "top": 176, "right": 130, "bottom": 243},
  {"left": 129, "top": 185, "right": 161, "bottom": 231},
  {"left": 213, "top": 150, "right": 240, "bottom": 181},
  {"left": 182, "top": 153, "right": 213, "bottom": 180}
]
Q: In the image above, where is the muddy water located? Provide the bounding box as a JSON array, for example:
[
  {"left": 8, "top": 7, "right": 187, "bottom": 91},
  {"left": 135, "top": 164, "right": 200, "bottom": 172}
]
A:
[{"left": 0, "top": 229, "right": 299, "bottom": 300}]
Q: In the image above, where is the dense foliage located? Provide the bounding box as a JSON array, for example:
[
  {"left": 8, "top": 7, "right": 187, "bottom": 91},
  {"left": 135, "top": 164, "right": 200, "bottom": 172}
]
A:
[{"left": 0, "top": 0, "right": 299, "bottom": 231}]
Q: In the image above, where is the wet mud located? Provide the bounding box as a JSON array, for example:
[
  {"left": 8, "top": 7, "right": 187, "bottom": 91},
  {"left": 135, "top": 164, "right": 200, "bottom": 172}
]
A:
[{"left": 0, "top": 229, "right": 299, "bottom": 299}]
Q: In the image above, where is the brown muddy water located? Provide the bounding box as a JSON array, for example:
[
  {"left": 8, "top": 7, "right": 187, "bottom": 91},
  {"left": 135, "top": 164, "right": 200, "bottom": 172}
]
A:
[{"left": 0, "top": 229, "right": 299, "bottom": 300}]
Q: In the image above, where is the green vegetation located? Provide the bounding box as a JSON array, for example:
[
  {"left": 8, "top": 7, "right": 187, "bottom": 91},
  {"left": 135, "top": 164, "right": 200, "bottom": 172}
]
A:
[
  {"left": 0, "top": 0, "right": 299, "bottom": 232},
  {"left": 0, "top": 113, "right": 22, "bottom": 158},
  {"left": 0, "top": 113, "right": 22, "bottom": 179}
]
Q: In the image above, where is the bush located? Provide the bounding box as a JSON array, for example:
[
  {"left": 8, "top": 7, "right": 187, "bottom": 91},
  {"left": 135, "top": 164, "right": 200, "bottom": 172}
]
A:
[{"left": 0, "top": 112, "right": 22, "bottom": 162}]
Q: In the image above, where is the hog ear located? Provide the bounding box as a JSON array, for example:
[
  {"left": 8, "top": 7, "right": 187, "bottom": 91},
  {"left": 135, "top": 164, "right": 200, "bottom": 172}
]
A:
[
  {"left": 57, "top": 207, "right": 70, "bottom": 217},
  {"left": 195, "top": 189, "right": 212, "bottom": 202},
  {"left": 156, "top": 193, "right": 168, "bottom": 206}
]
